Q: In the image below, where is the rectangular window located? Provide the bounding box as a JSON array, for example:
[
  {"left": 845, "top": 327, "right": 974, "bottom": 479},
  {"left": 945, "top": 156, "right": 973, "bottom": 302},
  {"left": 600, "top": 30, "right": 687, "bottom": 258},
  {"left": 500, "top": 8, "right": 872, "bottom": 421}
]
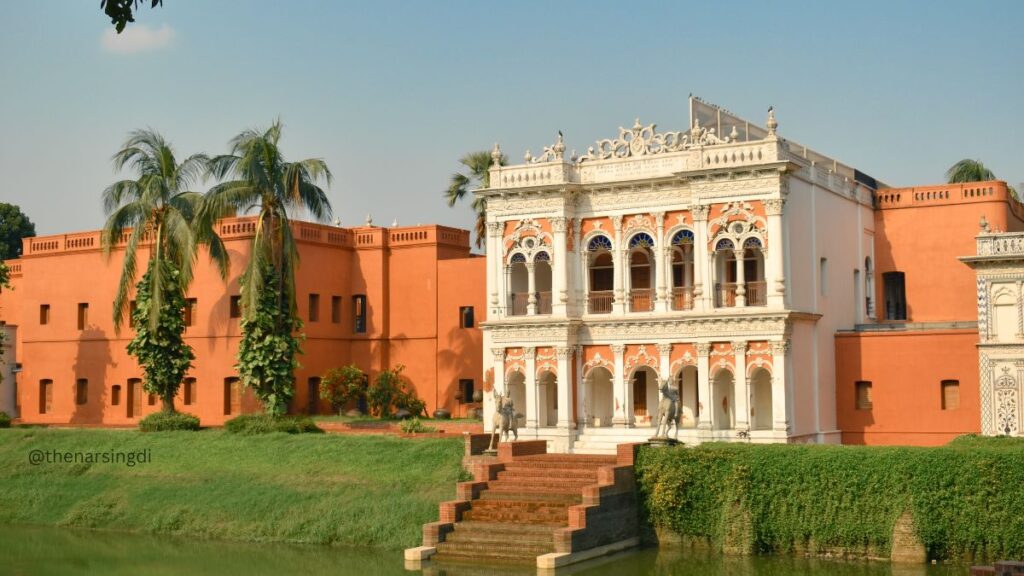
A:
[
  {"left": 77, "top": 303, "right": 88, "bottom": 330},
  {"left": 353, "top": 295, "right": 367, "bottom": 333},
  {"left": 76, "top": 378, "right": 88, "bottom": 405},
  {"left": 229, "top": 296, "right": 242, "bottom": 319},
  {"left": 459, "top": 379, "right": 475, "bottom": 404},
  {"left": 331, "top": 296, "right": 342, "bottom": 324},
  {"left": 128, "top": 378, "right": 143, "bottom": 418},
  {"left": 819, "top": 258, "right": 828, "bottom": 297},
  {"left": 308, "top": 293, "right": 320, "bottom": 322},
  {"left": 39, "top": 379, "right": 53, "bottom": 414},
  {"left": 307, "top": 377, "right": 321, "bottom": 415},
  {"left": 111, "top": 385, "right": 121, "bottom": 406},
  {"left": 941, "top": 380, "right": 960, "bottom": 410},
  {"left": 39, "top": 304, "right": 50, "bottom": 325},
  {"left": 147, "top": 393, "right": 157, "bottom": 406},
  {"left": 855, "top": 381, "right": 873, "bottom": 411},
  {"left": 224, "top": 377, "right": 241, "bottom": 416},
  {"left": 184, "top": 298, "right": 197, "bottom": 327},
  {"left": 183, "top": 378, "right": 196, "bottom": 406},
  {"left": 459, "top": 306, "right": 475, "bottom": 329},
  {"left": 883, "top": 271, "right": 906, "bottom": 320}
]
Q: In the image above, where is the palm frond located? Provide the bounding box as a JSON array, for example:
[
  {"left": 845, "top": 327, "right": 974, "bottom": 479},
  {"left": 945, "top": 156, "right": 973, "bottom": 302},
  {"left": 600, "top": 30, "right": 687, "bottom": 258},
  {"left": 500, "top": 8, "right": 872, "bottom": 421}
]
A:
[{"left": 947, "top": 159, "right": 996, "bottom": 184}]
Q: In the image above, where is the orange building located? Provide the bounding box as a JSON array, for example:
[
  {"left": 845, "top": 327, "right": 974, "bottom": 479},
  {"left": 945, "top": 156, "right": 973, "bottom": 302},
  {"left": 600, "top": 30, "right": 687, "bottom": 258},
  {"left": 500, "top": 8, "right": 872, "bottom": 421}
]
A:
[
  {"left": 835, "top": 181, "right": 1024, "bottom": 445},
  {"left": 0, "top": 217, "right": 486, "bottom": 425}
]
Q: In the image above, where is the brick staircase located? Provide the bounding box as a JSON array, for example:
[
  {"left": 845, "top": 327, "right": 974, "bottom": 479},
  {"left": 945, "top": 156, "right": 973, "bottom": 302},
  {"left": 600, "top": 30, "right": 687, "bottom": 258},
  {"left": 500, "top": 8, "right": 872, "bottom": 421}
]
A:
[{"left": 409, "top": 438, "right": 641, "bottom": 569}]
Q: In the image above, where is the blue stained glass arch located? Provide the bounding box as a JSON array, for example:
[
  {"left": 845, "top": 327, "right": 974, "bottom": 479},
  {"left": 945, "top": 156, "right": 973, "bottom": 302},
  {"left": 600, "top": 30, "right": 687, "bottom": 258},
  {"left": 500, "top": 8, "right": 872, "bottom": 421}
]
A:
[
  {"left": 510, "top": 253, "right": 527, "bottom": 263},
  {"left": 587, "top": 235, "right": 613, "bottom": 251},
  {"left": 715, "top": 238, "right": 735, "bottom": 251},
  {"left": 534, "top": 251, "right": 550, "bottom": 262},
  {"left": 743, "top": 237, "right": 763, "bottom": 249},
  {"left": 671, "top": 229, "right": 694, "bottom": 245},
  {"left": 629, "top": 232, "right": 655, "bottom": 249}
]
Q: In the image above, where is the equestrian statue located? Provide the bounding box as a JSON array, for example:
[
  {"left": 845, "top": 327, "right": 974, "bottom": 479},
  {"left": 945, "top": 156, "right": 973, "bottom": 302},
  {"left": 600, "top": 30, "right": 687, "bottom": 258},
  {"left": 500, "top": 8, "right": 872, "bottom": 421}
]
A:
[{"left": 487, "top": 389, "right": 518, "bottom": 451}]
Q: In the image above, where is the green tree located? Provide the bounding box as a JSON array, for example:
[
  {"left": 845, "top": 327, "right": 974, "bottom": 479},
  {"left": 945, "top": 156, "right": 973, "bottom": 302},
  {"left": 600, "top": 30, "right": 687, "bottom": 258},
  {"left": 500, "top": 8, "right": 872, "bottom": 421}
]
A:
[
  {"left": 320, "top": 365, "right": 367, "bottom": 414},
  {"left": 0, "top": 203, "right": 36, "bottom": 260},
  {"left": 101, "top": 129, "right": 227, "bottom": 412},
  {"left": 946, "top": 159, "right": 997, "bottom": 184},
  {"left": 101, "top": 0, "right": 164, "bottom": 33},
  {"left": 445, "top": 149, "right": 505, "bottom": 250},
  {"left": 203, "top": 120, "right": 332, "bottom": 414}
]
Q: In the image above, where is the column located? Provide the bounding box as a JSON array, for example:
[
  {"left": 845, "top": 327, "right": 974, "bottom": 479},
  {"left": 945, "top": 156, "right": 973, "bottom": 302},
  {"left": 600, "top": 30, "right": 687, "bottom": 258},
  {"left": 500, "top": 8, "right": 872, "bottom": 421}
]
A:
[
  {"left": 770, "top": 340, "right": 790, "bottom": 432},
  {"left": 695, "top": 342, "right": 712, "bottom": 430},
  {"left": 611, "top": 344, "right": 628, "bottom": 427},
  {"left": 573, "top": 219, "right": 584, "bottom": 315},
  {"left": 526, "top": 262, "right": 537, "bottom": 315},
  {"left": 765, "top": 197, "right": 786, "bottom": 308},
  {"left": 552, "top": 217, "right": 568, "bottom": 316},
  {"left": 657, "top": 343, "right": 672, "bottom": 382},
  {"left": 502, "top": 265, "right": 511, "bottom": 316},
  {"left": 655, "top": 213, "right": 669, "bottom": 312},
  {"left": 733, "top": 341, "right": 749, "bottom": 430},
  {"left": 491, "top": 347, "right": 506, "bottom": 402},
  {"left": 556, "top": 346, "right": 573, "bottom": 428},
  {"left": 524, "top": 347, "right": 538, "bottom": 429},
  {"left": 692, "top": 205, "right": 710, "bottom": 311},
  {"left": 612, "top": 215, "right": 626, "bottom": 314},
  {"left": 487, "top": 221, "right": 502, "bottom": 317},
  {"left": 734, "top": 249, "right": 747, "bottom": 307},
  {"left": 574, "top": 346, "right": 585, "bottom": 428}
]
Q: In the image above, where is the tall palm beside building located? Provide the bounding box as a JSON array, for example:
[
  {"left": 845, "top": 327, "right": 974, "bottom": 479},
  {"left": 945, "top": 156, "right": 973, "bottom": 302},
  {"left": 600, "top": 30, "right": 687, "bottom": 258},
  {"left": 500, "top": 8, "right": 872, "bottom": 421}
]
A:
[
  {"left": 446, "top": 148, "right": 505, "bottom": 250},
  {"left": 101, "top": 129, "right": 228, "bottom": 412},
  {"left": 202, "top": 120, "right": 333, "bottom": 415},
  {"left": 947, "top": 158, "right": 1017, "bottom": 200}
]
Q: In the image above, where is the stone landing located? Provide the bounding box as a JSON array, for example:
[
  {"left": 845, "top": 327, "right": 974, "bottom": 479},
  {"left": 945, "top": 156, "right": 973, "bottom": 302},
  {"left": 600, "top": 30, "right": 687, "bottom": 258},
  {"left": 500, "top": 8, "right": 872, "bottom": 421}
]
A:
[{"left": 407, "top": 437, "right": 641, "bottom": 569}]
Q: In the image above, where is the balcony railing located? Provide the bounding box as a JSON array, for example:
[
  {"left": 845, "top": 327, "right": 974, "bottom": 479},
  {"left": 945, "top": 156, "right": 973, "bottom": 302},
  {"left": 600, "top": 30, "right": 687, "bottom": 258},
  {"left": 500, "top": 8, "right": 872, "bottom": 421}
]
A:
[
  {"left": 745, "top": 281, "right": 767, "bottom": 306},
  {"left": 588, "top": 291, "right": 613, "bottom": 314},
  {"left": 671, "top": 287, "right": 695, "bottom": 310},
  {"left": 537, "top": 291, "right": 552, "bottom": 315},
  {"left": 509, "top": 293, "right": 528, "bottom": 316},
  {"left": 629, "top": 289, "right": 654, "bottom": 312},
  {"left": 715, "top": 283, "right": 737, "bottom": 308}
]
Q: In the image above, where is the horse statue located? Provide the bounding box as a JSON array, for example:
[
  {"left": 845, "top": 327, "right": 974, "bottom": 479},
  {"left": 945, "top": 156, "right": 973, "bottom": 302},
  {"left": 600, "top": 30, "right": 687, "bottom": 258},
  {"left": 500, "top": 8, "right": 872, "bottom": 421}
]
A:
[
  {"left": 487, "top": 389, "right": 518, "bottom": 451},
  {"left": 654, "top": 377, "right": 680, "bottom": 440}
]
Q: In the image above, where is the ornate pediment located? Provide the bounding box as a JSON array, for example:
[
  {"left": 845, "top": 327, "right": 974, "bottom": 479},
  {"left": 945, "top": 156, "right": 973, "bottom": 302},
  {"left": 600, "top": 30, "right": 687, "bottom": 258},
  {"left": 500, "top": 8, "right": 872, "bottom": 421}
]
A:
[{"left": 577, "top": 118, "right": 735, "bottom": 163}]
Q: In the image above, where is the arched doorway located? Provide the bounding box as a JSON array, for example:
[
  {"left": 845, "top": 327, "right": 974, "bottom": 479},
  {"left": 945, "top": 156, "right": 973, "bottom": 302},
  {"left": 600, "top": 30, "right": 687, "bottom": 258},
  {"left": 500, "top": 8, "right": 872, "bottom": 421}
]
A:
[
  {"left": 671, "top": 229, "right": 695, "bottom": 310},
  {"left": 674, "top": 365, "right": 699, "bottom": 428},
  {"left": 505, "top": 370, "right": 527, "bottom": 428},
  {"left": 750, "top": 368, "right": 773, "bottom": 430},
  {"left": 537, "top": 370, "right": 558, "bottom": 427},
  {"left": 509, "top": 254, "right": 528, "bottom": 316},
  {"left": 584, "top": 367, "right": 613, "bottom": 427},
  {"left": 714, "top": 239, "right": 737, "bottom": 308},
  {"left": 534, "top": 252, "right": 552, "bottom": 314},
  {"left": 712, "top": 369, "right": 734, "bottom": 430},
  {"left": 587, "top": 236, "right": 614, "bottom": 314},
  {"left": 742, "top": 238, "right": 766, "bottom": 306},
  {"left": 631, "top": 366, "right": 660, "bottom": 427}
]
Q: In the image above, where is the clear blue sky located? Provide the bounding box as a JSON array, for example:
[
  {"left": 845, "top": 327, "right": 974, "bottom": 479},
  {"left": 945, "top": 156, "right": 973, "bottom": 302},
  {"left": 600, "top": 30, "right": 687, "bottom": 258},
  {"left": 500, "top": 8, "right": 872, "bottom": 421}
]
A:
[{"left": 1, "top": 1, "right": 1022, "bottom": 238}]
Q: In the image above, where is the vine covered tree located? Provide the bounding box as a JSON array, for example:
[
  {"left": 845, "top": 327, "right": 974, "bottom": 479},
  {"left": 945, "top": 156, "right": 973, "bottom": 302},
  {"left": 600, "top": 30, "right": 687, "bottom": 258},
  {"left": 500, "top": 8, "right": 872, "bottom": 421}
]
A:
[
  {"left": 445, "top": 147, "right": 505, "bottom": 250},
  {"left": 202, "top": 120, "right": 333, "bottom": 415},
  {"left": 101, "top": 129, "right": 227, "bottom": 413},
  {"left": 0, "top": 203, "right": 36, "bottom": 260}
]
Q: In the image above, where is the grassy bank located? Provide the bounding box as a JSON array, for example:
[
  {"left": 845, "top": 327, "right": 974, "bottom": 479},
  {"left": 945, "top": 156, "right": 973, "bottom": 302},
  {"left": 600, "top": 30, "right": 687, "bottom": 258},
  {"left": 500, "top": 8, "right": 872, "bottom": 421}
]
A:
[
  {"left": 635, "top": 436, "right": 1024, "bottom": 562},
  {"left": 0, "top": 428, "right": 464, "bottom": 549}
]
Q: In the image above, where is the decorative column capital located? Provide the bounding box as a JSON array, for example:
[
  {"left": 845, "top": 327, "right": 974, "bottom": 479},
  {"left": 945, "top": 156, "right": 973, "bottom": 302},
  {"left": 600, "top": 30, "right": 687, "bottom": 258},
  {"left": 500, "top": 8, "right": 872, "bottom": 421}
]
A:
[
  {"left": 491, "top": 347, "right": 506, "bottom": 362},
  {"left": 555, "top": 346, "right": 572, "bottom": 360},
  {"left": 655, "top": 212, "right": 666, "bottom": 228},
  {"left": 765, "top": 198, "right": 785, "bottom": 216},
  {"left": 656, "top": 343, "right": 673, "bottom": 357},
  {"left": 731, "top": 340, "right": 748, "bottom": 353},
  {"left": 523, "top": 346, "right": 536, "bottom": 357},
  {"left": 769, "top": 339, "right": 790, "bottom": 355},
  {"left": 486, "top": 220, "right": 503, "bottom": 235},
  {"left": 610, "top": 343, "right": 626, "bottom": 356},
  {"left": 695, "top": 342, "right": 712, "bottom": 357},
  {"left": 551, "top": 217, "right": 567, "bottom": 233},
  {"left": 611, "top": 215, "right": 623, "bottom": 232},
  {"left": 691, "top": 204, "right": 710, "bottom": 222},
  {"left": 571, "top": 218, "right": 582, "bottom": 237},
  {"left": 525, "top": 262, "right": 536, "bottom": 272}
]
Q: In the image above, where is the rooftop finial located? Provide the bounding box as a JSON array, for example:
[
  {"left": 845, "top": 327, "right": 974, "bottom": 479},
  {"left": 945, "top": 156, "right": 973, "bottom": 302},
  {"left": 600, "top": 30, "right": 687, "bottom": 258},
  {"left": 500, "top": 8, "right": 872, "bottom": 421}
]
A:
[
  {"left": 491, "top": 142, "right": 502, "bottom": 165},
  {"left": 766, "top": 106, "right": 778, "bottom": 137},
  {"left": 553, "top": 131, "right": 565, "bottom": 156},
  {"left": 365, "top": 213, "right": 373, "bottom": 226},
  {"left": 392, "top": 218, "right": 399, "bottom": 228}
]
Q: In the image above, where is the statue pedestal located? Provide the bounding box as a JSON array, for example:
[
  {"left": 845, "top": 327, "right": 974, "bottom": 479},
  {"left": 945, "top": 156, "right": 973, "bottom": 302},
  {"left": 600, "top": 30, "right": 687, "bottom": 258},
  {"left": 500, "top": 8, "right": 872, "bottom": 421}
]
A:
[{"left": 647, "top": 437, "right": 680, "bottom": 448}]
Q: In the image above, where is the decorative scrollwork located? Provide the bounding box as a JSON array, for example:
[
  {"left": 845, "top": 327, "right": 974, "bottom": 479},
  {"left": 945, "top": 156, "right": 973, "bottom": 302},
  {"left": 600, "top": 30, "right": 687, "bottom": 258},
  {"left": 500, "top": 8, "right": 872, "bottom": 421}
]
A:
[{"left": 578, "top": 118, "right": 732, "bottom": 163}]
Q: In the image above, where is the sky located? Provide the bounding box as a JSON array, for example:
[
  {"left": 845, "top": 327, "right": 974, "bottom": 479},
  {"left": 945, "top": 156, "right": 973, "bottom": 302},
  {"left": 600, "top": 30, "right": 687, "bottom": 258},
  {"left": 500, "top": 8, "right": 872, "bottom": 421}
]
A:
[{"left": 1, "top": 1, "right": 1022, "bottom": 242}]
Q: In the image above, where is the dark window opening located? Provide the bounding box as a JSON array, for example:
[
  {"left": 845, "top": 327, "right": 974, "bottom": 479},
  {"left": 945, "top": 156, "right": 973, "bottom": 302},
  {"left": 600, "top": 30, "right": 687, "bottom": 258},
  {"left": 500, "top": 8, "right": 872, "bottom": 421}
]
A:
[
  {"left": 111, "top": 385, "right": 122, "bottom": 406},
  {"left": 39, "top": 304, "right": 50, "bottom": 325},
  {"left": 183, "top": 378, "right": 196, "bottom": 406},
  {"left": 77, "top": 303, "right": 88, "bottom": 330},
  {"left": 76, "top": 378, "right": 88, "bottom": 405},
  {"left": 855, "top": 381, "right": 873, "bottom": 411},
  {"left": 39, "top": 379, "right": 53, "bottom": 414},
  {"left": 184, "top": 298, "right": 197, "bottom": 327},
  {"left": 331, "top": 296, "right": 342, "bottom": 323},
  {"left": 941, "top": 380, "right": 960, "bottom": 410},
  {"left": 883, "top": 272, "right": 906, "bottom": 320},
  {"left": 459, "top": 306, "right": 474, "bottom": 328},
  {"left": 229, "top": 296, "right": 242, "bottom": 319},
  {"left": 353, "top": 295, "right": 367, "bottom": 333},
  {"left": 308, "top": 294, "right": 320, "bottom": 322},
  {"left": 458, "top": 379, "right": 474, "bottom": 404}
]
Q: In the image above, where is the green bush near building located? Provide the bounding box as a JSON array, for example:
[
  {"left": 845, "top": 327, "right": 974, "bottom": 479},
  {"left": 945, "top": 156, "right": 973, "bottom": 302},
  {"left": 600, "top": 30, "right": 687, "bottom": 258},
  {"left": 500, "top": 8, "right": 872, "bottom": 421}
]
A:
[
  {"left": 0, "top": 411, "right": 10, "bottom": 428},
  {"left": 224, "top": 414, "right": 323, "bottom": 435},
  {"left": 635, "top": 437, "right": 1024, "bottom": 562},
  {"left": 138, "top": 412, "right": 201, "bottom": 432}
]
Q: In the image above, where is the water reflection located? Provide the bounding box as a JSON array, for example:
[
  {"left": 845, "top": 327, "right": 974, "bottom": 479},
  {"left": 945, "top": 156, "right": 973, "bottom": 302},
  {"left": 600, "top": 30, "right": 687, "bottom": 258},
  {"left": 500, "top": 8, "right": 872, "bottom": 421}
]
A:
[{"left": 1, "top": 525, "right": 966, "bottom": 576}]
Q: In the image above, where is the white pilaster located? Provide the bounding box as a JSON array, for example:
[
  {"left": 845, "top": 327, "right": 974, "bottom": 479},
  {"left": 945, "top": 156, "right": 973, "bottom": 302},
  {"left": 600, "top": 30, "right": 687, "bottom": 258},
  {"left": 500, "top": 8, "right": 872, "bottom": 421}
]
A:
[
  {"left": 733, "top": 341, "right": 749, "bottom": 430},
  {"left": 556, "top": 346, "right": 573, "bottom": 428},
  {"left": 573, "top": 219, "right": 584, "bottom": 316},
  {"left": 552, "top": 217, "right": 568, "bottom": 316},
  {"left": 770, "top": 340, "right": 790, "bottom": 432},
  {"left": 524, "top": 347, "right": 537, "bottom": 429},
  {"left": 765, "top": 197, "right": 786, "bottom": 308},
  {"left": 612, "top": 215, "right": 626, "bottom": 314},
  {"left": 692, "top": 205, "right": 710, "bottom": 311},
  {"left": 654, "top": 213, "right": 669, "bottom": 312},
  {"left": 502, "top": 264, "right": 511, "bottom": 317},
  {"left": 574, "top": 346, "right": 584, "bottom": 429},
  {"left": 491, "top": 347, "right": 506, "bottom": 397},
  {"left": 487, "top": 221, "right": 501, "bottom": 317},
  {"left": 695, "top": 342, "right": 712, "bottom": 430},
  {"left": 611, "top": 344, "right": 627, "bottom": 427},
  {"left": 734, "top": 249, "right": 747, "bottom": 307},
  {"left": 657, "top": 344, "right": 672, "bottom": 382},
  {"left": 526, "top": 262, "right": 537, "bottom": 316}
]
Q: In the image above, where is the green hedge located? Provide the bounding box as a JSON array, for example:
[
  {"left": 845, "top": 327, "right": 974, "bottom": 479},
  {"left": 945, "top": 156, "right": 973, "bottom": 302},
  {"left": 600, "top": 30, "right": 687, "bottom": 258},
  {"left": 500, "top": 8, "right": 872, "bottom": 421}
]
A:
[
  {"left": 138, "top": 412, "right": 201, "bottom": 432},
  {"left": 0, "top": 411, "right": 10, "bottom": 429},
  {"left": 635, "top": 437, "right": 1024, "bottom": 562},
  {"left": 224, "top": 414, "right": 323, "bottom": 435}
]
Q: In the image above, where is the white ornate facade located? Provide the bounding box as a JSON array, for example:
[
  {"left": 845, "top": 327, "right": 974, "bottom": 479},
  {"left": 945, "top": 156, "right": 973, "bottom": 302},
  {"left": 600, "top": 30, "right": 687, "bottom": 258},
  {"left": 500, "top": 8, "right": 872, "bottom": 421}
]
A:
[
  {"left": 964, "top": 224, "right": 1024, "bottom": 436},
  {"left": 479, "top": 97, "right": 881, "bottom": 452}
]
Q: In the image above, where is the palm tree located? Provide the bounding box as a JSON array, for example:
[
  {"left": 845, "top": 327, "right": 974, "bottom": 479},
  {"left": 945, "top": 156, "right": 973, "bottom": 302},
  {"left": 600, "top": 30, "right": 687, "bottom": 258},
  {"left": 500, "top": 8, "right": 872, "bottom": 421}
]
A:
[
  {"left": 101, "top": 129, "right": 228, "bottom": 412},
  {"left": 202, "top": 120, "right": 332, "bottom": 416},
  {"left": 446, "top": 149, "right": 505, "bottom": 250},
  {"left": 203, "top": 120, "right": 332, "bottom": 317},
  {"left": 946, "top": 159, "right": 996, "bottom": 184}
]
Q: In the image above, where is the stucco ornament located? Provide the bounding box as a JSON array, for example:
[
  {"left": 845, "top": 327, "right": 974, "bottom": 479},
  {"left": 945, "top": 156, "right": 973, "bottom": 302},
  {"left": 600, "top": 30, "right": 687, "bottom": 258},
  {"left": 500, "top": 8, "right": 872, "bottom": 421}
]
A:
[{"left": 577, "top": 118, "right": 733, "bottom": 164}]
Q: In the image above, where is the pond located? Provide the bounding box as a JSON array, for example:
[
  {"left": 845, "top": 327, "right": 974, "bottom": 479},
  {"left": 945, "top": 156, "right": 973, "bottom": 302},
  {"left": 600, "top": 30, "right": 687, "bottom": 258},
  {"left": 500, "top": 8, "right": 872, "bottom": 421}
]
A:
[{"left": 0, "top": 525, "right": 968, "bottom": 576}]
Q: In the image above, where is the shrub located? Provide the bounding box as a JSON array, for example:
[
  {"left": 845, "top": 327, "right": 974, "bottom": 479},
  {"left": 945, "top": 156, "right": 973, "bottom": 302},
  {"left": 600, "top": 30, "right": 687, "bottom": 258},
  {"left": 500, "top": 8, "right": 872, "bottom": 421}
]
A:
[
  {"left": 0, "top": 411, "right": 10, "bottom": 429},
  {"left": 635, "top": 441, "right": 1024, "bottom": 562},
  {"left": 224, "top": 414, "right": 323, "bottom": 435},
  {"left": 138, "top": 411, "right": 200, "bottom": 432},
  {"left": 320, "top": 365, "right": 367, "bottom": 414},
  {"left": 366, "top": 365, "right": 426, "bottom": 418},
  {"left": 399, "top": 418, "right": 436, "bottom": 434}
]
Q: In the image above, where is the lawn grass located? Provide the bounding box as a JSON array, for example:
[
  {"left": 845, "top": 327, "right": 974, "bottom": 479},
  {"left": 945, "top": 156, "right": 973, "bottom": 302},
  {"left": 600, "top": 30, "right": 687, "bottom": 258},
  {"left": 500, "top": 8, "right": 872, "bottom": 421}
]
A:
[
  {"left": 312, "top": 414, "right": 481, "bottom": 424},
  {"left": 0, "top": 428, "right": 464, "bottom": 549}
]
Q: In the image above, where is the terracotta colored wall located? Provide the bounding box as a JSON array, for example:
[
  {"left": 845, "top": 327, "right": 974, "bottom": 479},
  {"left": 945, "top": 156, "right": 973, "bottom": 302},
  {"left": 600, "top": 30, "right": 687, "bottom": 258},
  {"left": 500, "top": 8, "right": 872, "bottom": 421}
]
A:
[
  {"left": 835, "top": 329, "right": 980, "bottom": 445},
  {"left": 873, "top": 181, "right": 1024, "bottom": 322}
]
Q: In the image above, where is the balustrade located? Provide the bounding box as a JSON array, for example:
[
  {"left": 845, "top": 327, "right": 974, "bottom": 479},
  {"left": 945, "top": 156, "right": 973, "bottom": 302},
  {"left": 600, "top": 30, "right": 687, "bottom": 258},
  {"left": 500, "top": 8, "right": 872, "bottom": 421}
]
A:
[
  {"left": 629, "top": 289, "right": 654, "bottom": 312},
  {"left": 671, "top": 287, "right": 695, "bottom": 310},
  {"left": 588, "top": 291, "right": 613, "bottom": 314}
]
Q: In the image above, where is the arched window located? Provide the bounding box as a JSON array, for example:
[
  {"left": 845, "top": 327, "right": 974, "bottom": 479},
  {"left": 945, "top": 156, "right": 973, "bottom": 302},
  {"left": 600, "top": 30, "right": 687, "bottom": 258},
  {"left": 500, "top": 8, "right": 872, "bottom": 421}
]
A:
[
  {"left": 534, "top": 252, "right": 552, "bottom": 314},
  {"left": 534, "top": 251, "right": 550, "bottom": 262},
  {"left": 714, "top": 238, "right": 737, "bottom": 307},
  {"left": 671, "top": 229, "right": 694, "bottom": 246},
  {"left": 742, "top": 238, "right": 766, "bottom": 306},
  {"left": 587, "top": 235, "right": 612, "bottom": 252},
  {"left": 671, "top": 230, "right": 695, "bottom": 310},
  {"left": 628, "top": 232, "right": 655, "bottom": 249},
  {"left": 587, "top": 236, "right": 614, "bottom": 314},
  {"left": 628, "top": 233, "right": 655, "bottom": 312},
  {"left": 510, "top": 253, "right": 527, "bottom": 263},
  {"left": 715, "top": 238, "right": 735, "bottom": 251},
  {"left": 508, "top": 253, "right": 528, "bottom": 316}
]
